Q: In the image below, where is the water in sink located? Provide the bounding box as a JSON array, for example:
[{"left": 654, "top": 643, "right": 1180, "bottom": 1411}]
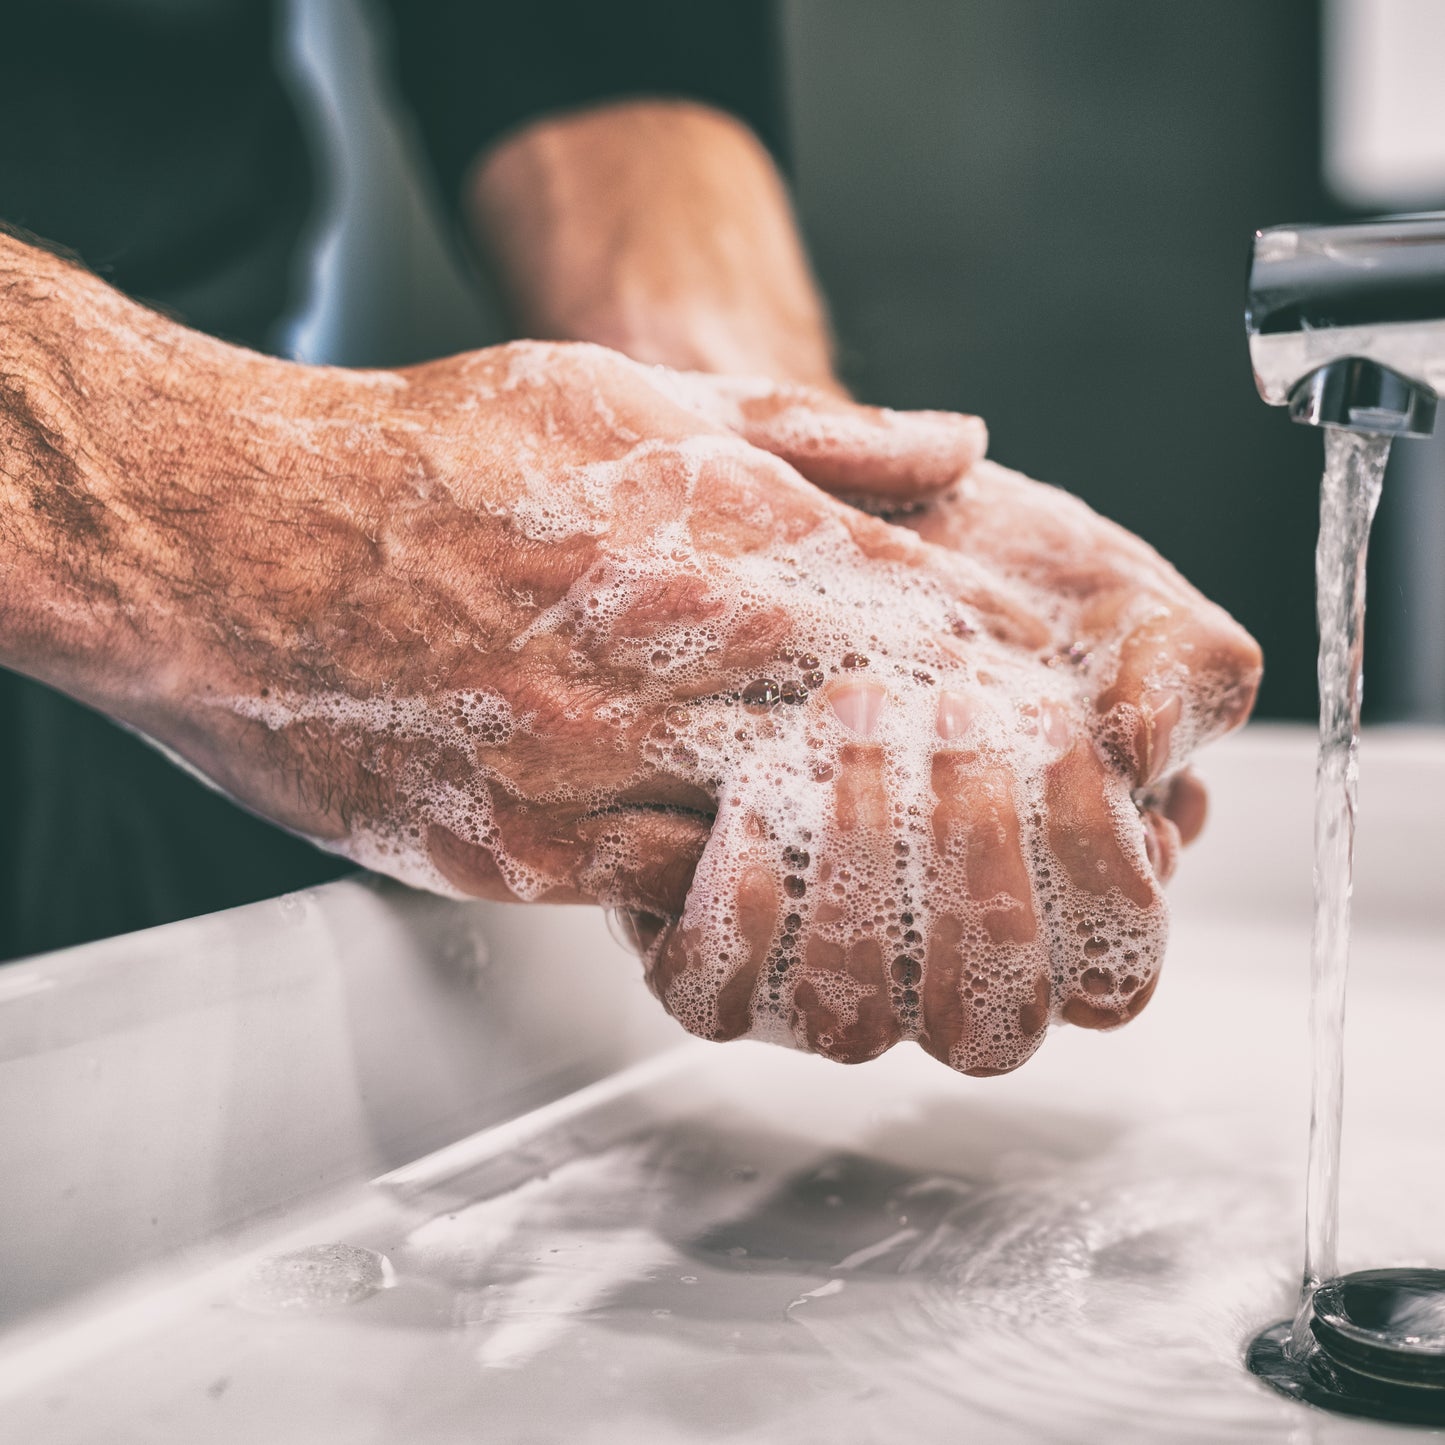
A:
[{"left": 387, "top": 1104, "right": 1296, "bottom": 1439}]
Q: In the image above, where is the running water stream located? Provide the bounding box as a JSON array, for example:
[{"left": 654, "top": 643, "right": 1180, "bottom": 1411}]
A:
[{"left": 1286, "top": 428, "right": 1391, "bottom": 1358}]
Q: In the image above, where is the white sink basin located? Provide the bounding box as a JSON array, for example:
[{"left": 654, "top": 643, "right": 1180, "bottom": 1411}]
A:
[{"left": 1, "top": 724, "right": 1442, "bottom": 1443}]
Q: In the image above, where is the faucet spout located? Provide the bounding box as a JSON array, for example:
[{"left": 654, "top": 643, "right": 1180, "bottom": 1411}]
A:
[
  {"left": 1287, "top": 357, "right": 1437, "bottom": 438},
  {"left": 1247, "top": 213, "right": 1445, "bottom": 436}
]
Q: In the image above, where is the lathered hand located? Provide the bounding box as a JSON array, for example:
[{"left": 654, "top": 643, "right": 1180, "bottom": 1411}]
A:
[
  {"left": 0, "top": 237, "right": 1258, "bottom": 1075},
  {"left": 138, "top": 344, "right": 1252, "bottom": 1076},
  {"left": 895, "top": 458, "right": 1261, "bottom": 888}
]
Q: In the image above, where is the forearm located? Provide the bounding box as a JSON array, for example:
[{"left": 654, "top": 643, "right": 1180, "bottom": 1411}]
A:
[
  {"left": 466, "top": 99, "right": 840, "bottom": 389},
  {"left": 0, "top": 236, "right": 193, "bottom": 695},
  {"left": 0, "top": 234, "right": 385, "bottom": 715}
]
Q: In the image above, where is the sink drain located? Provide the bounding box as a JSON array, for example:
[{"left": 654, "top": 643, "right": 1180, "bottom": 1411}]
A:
[{"left": 1249, "top": 1268, "right": 1445, "bottom": 1425}]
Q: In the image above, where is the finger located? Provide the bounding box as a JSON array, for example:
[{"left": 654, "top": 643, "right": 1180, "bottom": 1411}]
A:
[
  {"left": 924, "top": 742, "right": 1051, "bottom": 1077},
  {"left": 1095, "top": 605, "right": 1263, "bottom": 787},
  {"left": 426, "top": 803, "right": 709, "bottom": 915},
  {"left": 661, "top": 372, "right": 988, "bottom": 502},
  {"left": 644, "top": 918, "right": 768, "bottom": 1042},
  {"left": 1042, "top": 739, "right": 1167, "bottom": 1031},
  {"left": 640, "top": 799, "right": 778, "bottom": 1044},
  {"left": 789, "top": 701, "right": 904, "bottom": 1064},
  {"left": 1162, "top": 769, "right": 1208, "bottom": 846},
  {"left": 799, "top": 740, "right": 898, "bottom": 1062}
]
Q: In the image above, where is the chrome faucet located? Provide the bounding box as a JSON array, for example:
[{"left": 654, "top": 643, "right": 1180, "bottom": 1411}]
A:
[{"left": 1246, "top": 213, "right": 1445, "bottom": 437}]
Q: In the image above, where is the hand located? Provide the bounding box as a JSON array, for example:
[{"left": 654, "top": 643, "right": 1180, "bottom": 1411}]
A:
[
  {"left": 629, "top": 471, "right": 1259, "bottom": 1076},
  {"left": 125, "top": 343, "right": 1255, "bottom": 1076},
  {"left": 633, "top": 371, "right": 1261, "bottom": 890},
  {"left": 889, "top": 456, "right": 1261, "bottom": 885}
]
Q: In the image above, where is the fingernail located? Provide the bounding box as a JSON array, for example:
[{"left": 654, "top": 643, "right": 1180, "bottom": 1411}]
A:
[
  {"left": 1039, "top": 699, "right": 1073, "bottom": 753},
  {"left": 935, "top": 690, "right": 978, "bottom": 741},
  {"left": 829, "top": 681, "right": 887, "bottom": 736}
]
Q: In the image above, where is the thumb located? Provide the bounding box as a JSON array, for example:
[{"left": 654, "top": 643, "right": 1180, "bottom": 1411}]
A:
[
  {"left": 657, "top": 370, "right": 988, "bottom": 503},
  {"left": 424, "top": 804, "right": 709, "bottom": 915}
]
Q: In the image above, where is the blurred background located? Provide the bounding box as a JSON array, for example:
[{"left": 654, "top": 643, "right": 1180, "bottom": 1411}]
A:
[{"left": 279, "top": 0, "right": 1445, "bottom": 723}]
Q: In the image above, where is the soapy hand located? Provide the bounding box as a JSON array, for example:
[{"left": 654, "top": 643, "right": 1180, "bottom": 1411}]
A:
[
  {"left": 450, "top": 98, "right": 1261, "bottom": 1068},
  {"left": 890, "top": 456, "right": 1259, "bottom": 885},
  {"left": 104, "top": 342, "right": 1250, "bottom": 1077}
]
